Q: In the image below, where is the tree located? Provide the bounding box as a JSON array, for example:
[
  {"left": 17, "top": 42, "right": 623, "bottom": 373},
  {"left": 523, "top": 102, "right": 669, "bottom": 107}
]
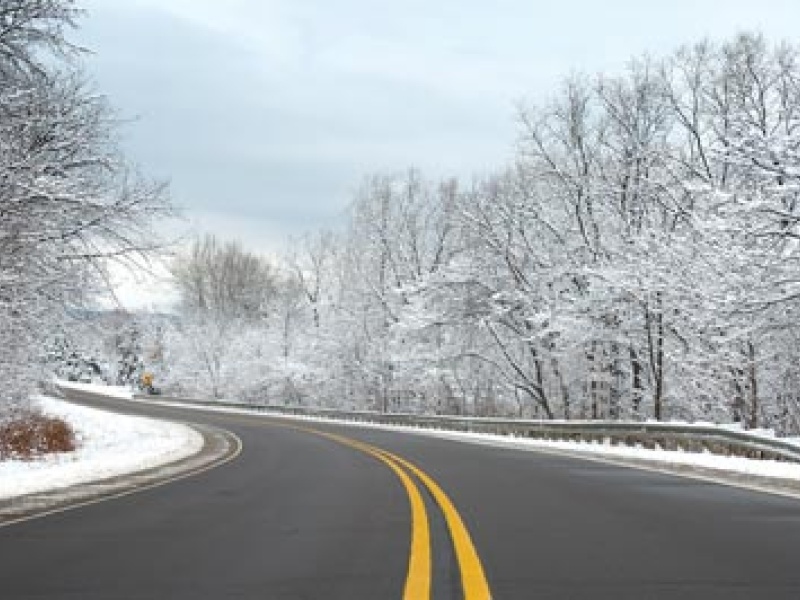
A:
[
  {"left": 153, "top": 32, "right": 800, "bottom": 433},
  {"left": 0, "top": 1, "right": 172, "bottom": 413},
  {"left": 167, "top": 234, "right": 279, "bottom": 398},
  {"left": 171, "top": 234, "right": 277, "bottom": 320}
]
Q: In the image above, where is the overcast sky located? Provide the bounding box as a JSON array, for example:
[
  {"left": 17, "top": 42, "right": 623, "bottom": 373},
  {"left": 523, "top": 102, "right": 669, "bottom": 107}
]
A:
[{"left": 74, "top": 0, "right": 800, "bottom": 305}]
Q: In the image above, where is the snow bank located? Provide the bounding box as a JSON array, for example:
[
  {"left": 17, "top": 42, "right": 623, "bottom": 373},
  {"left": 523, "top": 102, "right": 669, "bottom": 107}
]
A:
[
  {"left": 54, "top": 380, "right": 134, "bottom": 400},
  {"left": 422, "top": 429, "right": 800, "bottom": 481},
  {"left": 0, "top": 395, "right": 203, "bottom": 500}
]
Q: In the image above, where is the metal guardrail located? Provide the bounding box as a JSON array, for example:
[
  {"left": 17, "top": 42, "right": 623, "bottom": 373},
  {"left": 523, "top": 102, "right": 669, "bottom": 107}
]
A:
[{"left": 119, "top": 392, "right": 800, "bottom": 465}]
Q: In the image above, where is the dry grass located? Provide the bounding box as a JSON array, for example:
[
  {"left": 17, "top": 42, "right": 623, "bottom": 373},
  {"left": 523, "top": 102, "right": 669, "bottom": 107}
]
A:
[{"left": 0, "top": 412, "right": 76, "bottom": 460}]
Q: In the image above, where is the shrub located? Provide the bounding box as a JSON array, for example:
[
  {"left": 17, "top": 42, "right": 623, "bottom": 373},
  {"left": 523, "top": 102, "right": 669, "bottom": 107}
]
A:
[{"left": 0, "top": 412, "right": 77, "bottom": 460}]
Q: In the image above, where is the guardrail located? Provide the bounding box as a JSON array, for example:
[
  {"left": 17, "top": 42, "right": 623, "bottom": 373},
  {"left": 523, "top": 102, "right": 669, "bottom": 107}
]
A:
[{"left": 119, "top": 392, "right": 800, "bottom": 465}]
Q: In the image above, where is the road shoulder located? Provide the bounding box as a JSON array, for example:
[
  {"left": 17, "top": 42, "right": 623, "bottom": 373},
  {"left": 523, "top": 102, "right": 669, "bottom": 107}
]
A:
[{"left": 0, "top": 421, "right": 241, "bottom": 527}]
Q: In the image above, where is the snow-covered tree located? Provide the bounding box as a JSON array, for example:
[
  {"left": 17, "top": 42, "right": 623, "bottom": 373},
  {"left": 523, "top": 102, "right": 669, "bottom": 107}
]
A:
[
  {"left": 0, "top": 1, "right": 172, "bottom": 413},
  {"left": 155, "top": 32, "right": 800, "bottom": 434},
  {"left": 165, "top": 235, "right": 280, "bottom": 398}
]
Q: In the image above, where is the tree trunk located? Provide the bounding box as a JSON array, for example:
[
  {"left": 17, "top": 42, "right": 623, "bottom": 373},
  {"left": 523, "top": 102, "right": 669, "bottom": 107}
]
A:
[
  {"left": 630, "top": 346, "right": 643, "bottom": 415},
  {"left": 552, "top": 356, "right": 570, "bottom": 419},
  {"left": 747, "top": 341, "right": 759, "bottom": 429},
  {"left": 646, "top": 294, "right": 665, "bottom": 421},
  {"left": 654, "top": 303, "right": 664, "bottom": 420}
]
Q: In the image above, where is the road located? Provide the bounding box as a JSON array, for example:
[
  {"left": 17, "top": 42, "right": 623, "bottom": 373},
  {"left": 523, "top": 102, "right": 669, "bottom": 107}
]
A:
[{"left": 2, "top": 394, "right": 800, "bottom": 599}]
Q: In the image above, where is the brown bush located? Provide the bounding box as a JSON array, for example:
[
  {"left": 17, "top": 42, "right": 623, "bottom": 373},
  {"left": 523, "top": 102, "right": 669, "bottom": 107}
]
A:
[{"left": 0, "top": 412, "right": 77, "bottom": 460}]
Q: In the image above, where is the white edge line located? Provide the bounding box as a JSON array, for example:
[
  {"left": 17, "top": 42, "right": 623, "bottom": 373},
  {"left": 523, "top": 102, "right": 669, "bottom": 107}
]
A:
[{"left": 417, "top": 432, "right": 800, "bottom": 502}]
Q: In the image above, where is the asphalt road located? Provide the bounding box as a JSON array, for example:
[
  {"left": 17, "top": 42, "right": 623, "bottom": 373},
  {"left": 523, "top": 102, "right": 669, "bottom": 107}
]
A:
[{"left": 3, "top": 395, "right": 800, "bottom": 599}]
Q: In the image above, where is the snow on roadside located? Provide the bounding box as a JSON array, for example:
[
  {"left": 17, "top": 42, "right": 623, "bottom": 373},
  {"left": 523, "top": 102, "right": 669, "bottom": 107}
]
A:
[
  {"left": 138, "top": 397, "right": 800, "bottom": 483},
  {"left": 54, "top": 380, "right": 134, "bottom": 400},
  {"left": 0, "top": 395, "right": 203, "bottom": 500},
  {"left": 420, "top": 428, "right": 800, "bottom": 481}
]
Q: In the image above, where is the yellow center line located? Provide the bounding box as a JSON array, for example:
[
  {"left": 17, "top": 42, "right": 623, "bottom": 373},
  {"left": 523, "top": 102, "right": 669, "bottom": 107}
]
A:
[
  {"left": 311, "top": 430, "right": 432, "bottom": 600},
  {"left": 380, "top": 449, "right": 492, "bottom": 600},
  {"left": 299, "top": 427, "right": 492, "bottom": 600},
  {"left": 186, "top": 412, "right": 492, "bottom": 599}
]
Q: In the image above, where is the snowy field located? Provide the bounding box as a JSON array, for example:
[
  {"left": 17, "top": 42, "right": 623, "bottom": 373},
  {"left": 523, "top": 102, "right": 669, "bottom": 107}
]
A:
[{"left": 0, "top": 393, "right": 203, "bottom": 500}]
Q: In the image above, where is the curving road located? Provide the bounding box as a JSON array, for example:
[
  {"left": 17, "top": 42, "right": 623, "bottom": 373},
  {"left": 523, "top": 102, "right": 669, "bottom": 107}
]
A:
[{"left": 2, "top": 394, "right": 800, "bottom": 599}]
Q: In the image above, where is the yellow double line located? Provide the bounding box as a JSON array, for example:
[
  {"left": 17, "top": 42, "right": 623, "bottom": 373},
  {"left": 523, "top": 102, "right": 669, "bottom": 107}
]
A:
[
  {"left": 296, "top": 426, "right": 492, "bottom": 600},
  {"left": 165, "top": 408, "right": 492, "bottom": 598}
]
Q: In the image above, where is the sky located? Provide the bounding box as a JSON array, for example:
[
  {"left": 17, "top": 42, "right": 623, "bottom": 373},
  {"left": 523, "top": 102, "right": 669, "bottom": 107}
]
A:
[{"left": 73, "top": 0, "right": 800, "bottom": 307}]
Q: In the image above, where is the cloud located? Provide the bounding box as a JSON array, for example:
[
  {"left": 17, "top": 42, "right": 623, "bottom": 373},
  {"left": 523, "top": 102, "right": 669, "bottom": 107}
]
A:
[{"left": 78, "top": 0, "right": 800, "bottom": 246}]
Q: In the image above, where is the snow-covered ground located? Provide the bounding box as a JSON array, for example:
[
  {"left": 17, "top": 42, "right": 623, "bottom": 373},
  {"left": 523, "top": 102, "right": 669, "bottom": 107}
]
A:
[
  {"left": 53, "top": 381, "right": 134, "bottom": 400},
  {"left": 0, "top": 393, "right": 203, "bottom": 500}
]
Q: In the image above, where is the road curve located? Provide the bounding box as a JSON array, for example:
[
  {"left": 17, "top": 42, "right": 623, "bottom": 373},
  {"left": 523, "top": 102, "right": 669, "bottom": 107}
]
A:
[{"left": 2, "top": 394, "right": 800, "bottom": 599}]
